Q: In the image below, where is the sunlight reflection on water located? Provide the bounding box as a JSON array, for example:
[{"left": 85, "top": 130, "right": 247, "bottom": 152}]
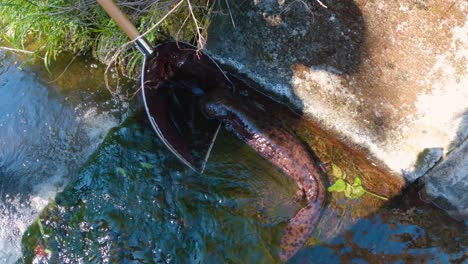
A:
[{"left": 0, "top": 51, "right": 122, "bottom": 263}]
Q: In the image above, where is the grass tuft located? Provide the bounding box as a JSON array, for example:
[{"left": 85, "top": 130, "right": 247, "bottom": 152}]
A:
[{"left": 0, "top": 0, "right": 225, "bottom": 82}]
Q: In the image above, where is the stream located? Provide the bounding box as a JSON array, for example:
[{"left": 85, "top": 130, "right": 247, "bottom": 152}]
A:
[
  {"left": 0, "top": 50, "right": 466, "bottom": 263},
  {"left": 0, "top": 50, "right": 126, "bottom": 262}
]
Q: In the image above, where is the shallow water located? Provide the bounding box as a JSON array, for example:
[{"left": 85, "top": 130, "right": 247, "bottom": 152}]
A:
[
  {"left": 0, "top": 50, "right": 128, "bottom": 263},
  {"left": 0, "top": 50, "right": 466, "bottom": 263},
  {"left": 21, "top": 116, "right": 467, "bottom": 263}
]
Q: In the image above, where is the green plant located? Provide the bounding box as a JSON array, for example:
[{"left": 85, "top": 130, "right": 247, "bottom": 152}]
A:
[
  {"left": 1, "top": 1, "right": 93, "bottom": 66},
  {"left": 0, "top": 0, "right": 225, "bottom": 78},
  {"left": 140, "top": 162, "right": 154, "bottom": 169},
  {"left": 327, "top": 164, "right": 388, "bottom": 200},
  {"left": 35, "top": 218, "right": 52, "bottom": 256},
  {"left": 116, "top": 167, "right": 127, "bottom": 177}
]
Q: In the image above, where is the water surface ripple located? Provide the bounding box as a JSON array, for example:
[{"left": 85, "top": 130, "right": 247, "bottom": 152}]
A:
[{"left": 0, "top": 51, "right": 123, "bottom": 263}]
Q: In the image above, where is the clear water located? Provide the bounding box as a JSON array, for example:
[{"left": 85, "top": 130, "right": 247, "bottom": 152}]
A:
[
  {"left": 0, "top": 50, "right": 466, "bottom": 263},
  {"left": 21, "top": 116, "right": 468, "bottom": 263},
  {"left": 0, "top": 51, "right": 127, "bottom": 263}
]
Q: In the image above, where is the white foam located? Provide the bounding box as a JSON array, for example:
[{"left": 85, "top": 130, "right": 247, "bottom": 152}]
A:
[
  {"left": 0, "top": 52, "right": 121, "bottom": 262},
  {"left": 80, "top": 108, "right": 119, "bottom": 142},
  {"left": 0, "top": 194, "right": 49, "bottom": 263}
]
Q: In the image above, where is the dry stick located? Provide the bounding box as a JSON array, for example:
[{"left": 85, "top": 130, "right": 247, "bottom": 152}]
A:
[
  {"left": 316, "top": 0, "right": 327, "bottom": 8},
  {"left": 175, "top": 14, "right": 192, "bottom": 41},
  {"left": 186, "top": 0, "right": 206, "bottom": 50},
  {"left": 139, "top": 0, "right": 185, "bottom": 39},
  {"left": 48, "top": 55, "right": 78, "bottom": 83},
  {"left": 102, "top": 0, "right": 185, "bottom": 96},
  {"left": 103, "top": 45, "right": 126, "bottom": 96},
  {"left": 0, "top": 47, "right": 34, "bottom": 54}
]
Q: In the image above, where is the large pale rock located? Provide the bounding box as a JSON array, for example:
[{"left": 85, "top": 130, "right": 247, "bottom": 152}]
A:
[
  {"left": 207, "top": 0, "right": 467, "bottom": 217},
  {"left": 424, "top": 134, "right": 468, "bottom": 220}
]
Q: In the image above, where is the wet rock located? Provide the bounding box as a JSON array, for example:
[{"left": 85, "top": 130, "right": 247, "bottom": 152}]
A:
[
  {"left": 424, "top": 137, "right": 468, "bottom": 220},
  {"left": 207, "top": 0, "right": 467, "bottom": 217}
]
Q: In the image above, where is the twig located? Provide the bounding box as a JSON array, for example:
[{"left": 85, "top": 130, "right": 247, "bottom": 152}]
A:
[
  {"left": 364, "top": 190, "right": 388, "bottom": 201},
  {"left": 0, "top": 46, "right": 34, "bottom": 54},
  {"left": 175, "top": 14, "right": 192, "bottom": 41},
  {"left": 47, "top": 55, "right": 78, "bottom": 83},
  {"left": 140, "top": 0, "right": 185, "bottom": 39},
  {"left": 315, "top": 0, "right": 327, "bottom": 8},
  {"left": 186, "top": 0, "right": 206, "bottom": 50},
  {"left": 102, "top": 0, "right": 185, "bottom": 96},
  {"left": 224, "top": 0, "right": 236, "bottom": 28},
  {"left": 103, "top": 44, "right": 127, "bottom": 96}
]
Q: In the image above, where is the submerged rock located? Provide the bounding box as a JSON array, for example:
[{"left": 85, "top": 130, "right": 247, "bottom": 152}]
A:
[
  {"left": 22, "top": 114, "right": 465, "bottom": 263},
  {"left": 207, "top": 0, "right": 468, "bottom": 218},
  {"left": 424, "top": 137, "right": 468, "bottom": 220},
  {"left": 0, "top": 49, "right": 125, "bottom": 263},
  {"left": 21, "top": 116, "right": 300, "bottom": 263}
]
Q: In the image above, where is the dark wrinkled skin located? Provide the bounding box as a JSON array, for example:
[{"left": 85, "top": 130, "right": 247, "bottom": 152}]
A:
[
  {"left": 143, "top": 42, "right": 326, "bottom": 262},
  {"left": 203, "top": 86, "right": 326, "bottom": 262}
]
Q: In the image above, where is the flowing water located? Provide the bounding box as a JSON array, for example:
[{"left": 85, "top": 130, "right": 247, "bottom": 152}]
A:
[
  {"left": 0, "top": 50, "right": 128, "bottom": 263},
  {"left": 0, "top": 50, "right": 466, "bottom": 263},
  {"left": 20, "top": 116, "right": 468, "bottom": 264}
]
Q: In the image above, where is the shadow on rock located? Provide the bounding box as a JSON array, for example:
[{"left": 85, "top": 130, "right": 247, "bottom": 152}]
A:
[
  {"left": 208, "top": 0, "right": 366, "bottom": 112},
  {"left": 421, "top": 110, "right": 468, "bottom": 221}
]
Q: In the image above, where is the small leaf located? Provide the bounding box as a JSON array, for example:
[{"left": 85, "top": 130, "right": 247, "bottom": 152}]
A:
[
  {"left": 327, "top": 179, "right": 346, "bottom": 192},
  {"left": 304, "top": 236, "right": 321, "bottom": 248},
  {"left": 331, "top": 163, "right": 345, "bottom": 179},
  {"left": 140, "top": 162, "right": 154, "bottom": 169},
  {"left": 116, "top": 167, "right": 127, "bottom": 177},
  {"left": 37, "top": 219, "right": 45, "bottom": 237},
  {"left": 350, "top": 185, "right": 366, "bottom": 199},
  {"left": 353, "top": 176, "right": 362, "bottom": 187},
  {"left": 344, "top": 183, "right": 353, "bottom": 198}
]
